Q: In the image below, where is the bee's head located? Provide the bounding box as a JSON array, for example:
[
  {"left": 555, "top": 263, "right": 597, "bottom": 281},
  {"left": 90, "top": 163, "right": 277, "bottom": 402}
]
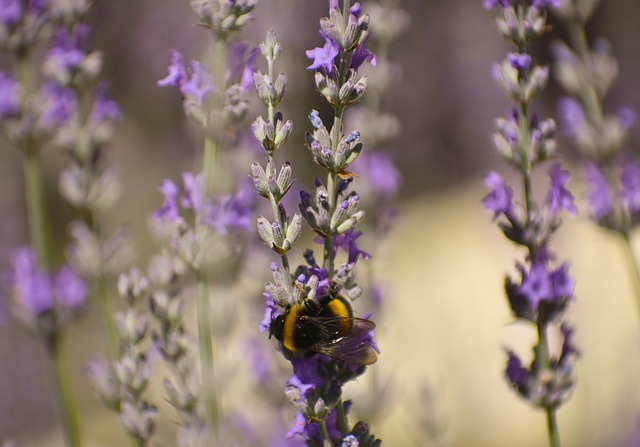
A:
[{"left": 269, "top": 313, "right": 285, "bottom": 341}]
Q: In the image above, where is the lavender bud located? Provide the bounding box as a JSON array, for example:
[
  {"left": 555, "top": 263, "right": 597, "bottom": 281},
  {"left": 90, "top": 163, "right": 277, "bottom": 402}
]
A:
[
  {"left": 117, "top": 269, "right": 149, "bottom": 304},
  {"left": 274, "top": 117, "right": 293, "bottom": 149},
  {"left": 260, "top": 29, "right": 282, "bottom": 62},
  {"left": 253, "top": 71, "right": 270, "bottom": 105},
  {"left": 336, "top": 210, "right": 365, "bottom": 233},
  {"left": 524, "top": 65, "right": 550, "bottom": 102},
  {"left": 257, "top": 216, "right": 275, "bottom": 247},
  {"left": 119, "top": 401, "right": 157, "bottom": 440},
  {"left": 496, "top": 6, "right": 519, "bottom": 42},
  {"left": 114, "top": 352, "right": 150, "bottom": 394},
  {"left": 114, "top": 309, "right": 148, "bottom": 345},
  {"left": 285, "top": 212, "right": 303, "bottom": 247},
  {"left": 250, "top": 162, "right": 270, "bottom": 198},
  {"left": 272, "top": 221, "right": 285, "bottom": 248},
  {"left": 273, "top": 72, "right": 287, "bottom": 104},
  {"left": 87, "top": 359, "right": 120, "bottom": 409},
  {"left": 276, "top": 162, "right": 293, "bottom": 196}
]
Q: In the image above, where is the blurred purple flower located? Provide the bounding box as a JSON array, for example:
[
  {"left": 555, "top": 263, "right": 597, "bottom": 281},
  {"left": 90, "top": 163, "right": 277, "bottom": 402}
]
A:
[
  {"left": 508, "top": 53, "right": 531, "bottom": 74},
  {"left": 0, "top": 0, "right": 22, "bottom": 25},
  {"left": 181, "top": 61, "right": 215, "bottom": 106},
  {"left": 0, "top": 72, "right": 20, "bottom": 119},
  {"left": 618, "top": 106, "right": 637, "bottom": 131},
  {"left": 158, "top": 52, "right": 215, "bottom": 105},
  {"left": 559, "top": 323, "right": 578, "bottom": 364},
  {"left": 505, "top": 351, "right": 529, "bottom": 387},
  {"left": 550, "top": 263, "right": 574, "bottom": 299},
  {"left": 227, "top": 43, "right": 259, "bottom": 92},
  {"left": 585, "top": 162, "right": 614, "bottom": 220},
  {"left": 202, "top": 180, "right": 256, "bottom": 235},
  {"left": 354, "top": 151, "right": 401, "bottom": 198},
  {"left": 557, "top": 97, "right": 585, "bottom": 139},
  {"left": 154, "top": 179, "right": 180, "bottom": 221},
  {"left": 483, "top": 0, "right": 512, "bottom": 11},
  {"left": 53, "top": 265, "right": 87, "bottom": 310},
  {"left": 157, "top": 50, "right": 187, "bottom": 88},
  {"left": 620, "top": 157, "right": 640, "bottom": 213},
  {"left": 38, "top": 82, "right": 77, "bottom": 129},
  {"left": 519, "top": 262, "right": 552, "bottom": 310},
  {"left": 180, "top": 171, "right": 203, "bottom": 214},
  {"left": 531, "top": 0, "right": 560, "bottom": 9},
  {"left": 546, "top": 163, "right": 577, "bottom": 217},
  {"left": 482, "top": 171, "right": 513, "bottom": 220},
  {"left": 245, "top": 338, "right": 272, "bottom": 383},
  {"left": 89, "top": 83, "right": 121, "bottom": 127},
  {"left": 10, "top": 248, "right": 52, "bottom": 316},
  {"left": 306, "top": 32, "right": 339, "bottom": 74}
]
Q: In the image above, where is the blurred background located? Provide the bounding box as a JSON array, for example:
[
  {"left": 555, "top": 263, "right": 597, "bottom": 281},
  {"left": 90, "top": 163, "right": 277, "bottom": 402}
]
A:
[{"left": 2, "top": 0, "right": 640, "bottom": 446}]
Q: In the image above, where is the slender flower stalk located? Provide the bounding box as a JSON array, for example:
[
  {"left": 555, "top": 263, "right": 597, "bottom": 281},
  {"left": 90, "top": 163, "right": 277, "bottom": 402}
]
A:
[
  {"left": 252, "top": 2, "right": 381, "bottom": 445},
  {"left": 552, "top": 0, "right": 640, "bottom": 318},
  {"left": 155, "top": 1, "right": 258, "bottom": 443},
  {"left": 483, "top": 1, "right": 579, "bottom": 446}
]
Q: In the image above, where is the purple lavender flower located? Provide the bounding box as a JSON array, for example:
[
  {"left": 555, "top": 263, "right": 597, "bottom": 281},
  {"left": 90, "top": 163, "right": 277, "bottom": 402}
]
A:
[
  {"left": 10, "top": 248, "right": 52, "bottom": 316},
  {"left": 259, "top": 292, "right": 278, "bottom": 333},
  {"left": 202, "top": 181, "right": 255, "bottom": 235},
  {"left": 546, "top": 163, "right": 577, "bottom": 217},
  {"left": 157, "top": 50, "right": 187, "bottom": 88},
  {"left": 306, "top": 32, "right": 340, "bottom": 74},
  {"left": 227, "top": 43, "right": 259, "bottom": 92},
  {"left": 620, "top": 157, "right": 640, "bottom": 213},
  {"left": 158, "top": 52, "right": 215, "bottom": 106},
  {"left": 181, "top": 61, "right": 215, "bottom": 106},
  {"left": 482, "top": 171, "right": 513, "bottom": 220},
  {"left": 53, "top": 265, "right": 87, "bottom": 310},
  {"left": 180, "top": 172, "right": 203, "bottom": 214},
  {"left": 585, "top": 162, "right": 614, "bottom": 220},
  {"left": 519, "top": 262, "right": 553, "bottom": 311},
  {"left": 557, "top": 97, "right": 585, "bottom": 139},
  {"left": 508, "top": 53, "right": 532, "bottom": 74},
  {"left": 351, "top": 32, "right": 376, "bottom": 70},
  {"left": 154, "top": 179, "right": 180, "bottom": 221},
  {"left": 505, "top": 351, "right": 529, "bottom": 387},
  {"left": 353, "top": 151, "right": 401, "bottom": 198},
  {"left": 89, "top": 83, "right": 121, "bottom": 128},
  {"left": 531, "top": 0, "right": 560, "bottom": 9},
  {"left": 38, "top": 82, "right": 77, "bottom": 129},
  {"left": 482, "top": 0, "right": 512, "bottom": 11},
  {"left": 550, "top": 263, "right": 574, "bottom": 299},
  {"left": 332, "top": 229, "right": 371, "bottom": 265},
  {"left": 0, "top": 72, "right": 20, "bottom": 119},
  {"left": 0, "top": 0, "right": 22, "bottom": 25}
]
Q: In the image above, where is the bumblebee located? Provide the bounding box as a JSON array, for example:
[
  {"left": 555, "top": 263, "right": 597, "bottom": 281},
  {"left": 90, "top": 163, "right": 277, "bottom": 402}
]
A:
[{"left": 269, "top": 295, "right": 377, "bottom": 366}]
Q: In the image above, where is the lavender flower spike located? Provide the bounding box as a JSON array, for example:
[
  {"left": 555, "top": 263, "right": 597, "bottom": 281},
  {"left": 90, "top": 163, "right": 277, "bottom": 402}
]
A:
[{"left": 484, "top": 2, "right": 579, "bottom": 446}]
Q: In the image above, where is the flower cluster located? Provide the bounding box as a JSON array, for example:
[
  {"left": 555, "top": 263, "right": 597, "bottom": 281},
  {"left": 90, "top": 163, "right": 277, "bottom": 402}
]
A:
[
  {"left": 553, "top": 1, "right": 639, "bottom": 234},
  {"left": 87, "top": 269, "right": 157, "bottom": 443},
  {"left": 483, "top": 0, "right": 579, "bottom": 443},
  {"left": 7, "top": 247, "right": 86, "bottom": 335},
  {"left": 251, "top": 2, "right": 381, "bottom": 445}
]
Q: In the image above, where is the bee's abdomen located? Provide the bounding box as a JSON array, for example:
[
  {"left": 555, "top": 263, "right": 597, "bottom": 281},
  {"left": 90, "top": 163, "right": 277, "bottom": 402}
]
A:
[{"left": 325, "top": 297, "right": 353, "bottom": 337}]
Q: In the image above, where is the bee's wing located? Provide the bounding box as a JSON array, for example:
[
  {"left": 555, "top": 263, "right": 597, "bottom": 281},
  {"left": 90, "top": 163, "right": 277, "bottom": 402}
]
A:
[{"left": 317, "top": 317, "right": 378, "bottom": 366}]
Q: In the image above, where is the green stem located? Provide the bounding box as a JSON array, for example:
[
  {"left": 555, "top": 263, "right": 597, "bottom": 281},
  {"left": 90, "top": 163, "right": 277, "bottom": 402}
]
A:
[
  {"left": 545, "top": 407, "right": 561, "bottom": 447},
  {"left": 319, "top": 419, "right": 333, "bottom": 447},
  {"left": 197, "top": 280, "right": 218, "bottom": 443},
  {"left": 334, "top": 398, "right": 348, "bottom": 435},
  {"left": 97, "top": 276, "right": 119, "bottom": 359},
  {"left": 23, "top": 150, "right": 53, "bottom": 269},
  {"left": 48, "top": 332, "right": 82, "bottom": 447},
  {"left": 566, "top": 18, "right": 603, "bottom": 123}
]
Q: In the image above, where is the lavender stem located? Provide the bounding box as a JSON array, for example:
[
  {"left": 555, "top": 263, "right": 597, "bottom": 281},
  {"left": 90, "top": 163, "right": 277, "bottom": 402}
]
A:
[{"left": 48, "top": 333, "right": 82, "bottom": 447}]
